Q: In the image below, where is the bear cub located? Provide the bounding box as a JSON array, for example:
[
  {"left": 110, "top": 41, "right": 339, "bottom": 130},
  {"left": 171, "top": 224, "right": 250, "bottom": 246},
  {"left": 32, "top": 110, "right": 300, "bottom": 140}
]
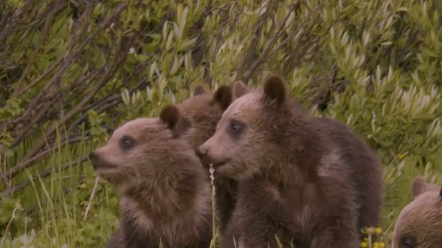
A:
[
  {"left": 219, "top": 79, "right": 384, "bottom": 241},
  {"left": 197, "top": 75, "right": 363, "bottom": 248},
  {"left": 393, "top": 176, "right": 442, "bottom": 248},
  {"left": 89, "top": 105, "right": 212, "bottom": 248},
  {"left": 175, "top": 84, "right": 239, "bottom": 236}
]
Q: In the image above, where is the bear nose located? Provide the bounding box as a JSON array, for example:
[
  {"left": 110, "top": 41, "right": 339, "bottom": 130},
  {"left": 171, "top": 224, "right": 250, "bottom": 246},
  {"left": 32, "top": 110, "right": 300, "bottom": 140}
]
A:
[
  {"left": 89, "top": 151, "right": 98, "bottom": 161},
  {"left": 195, "top": 146, "right": 207, "bottom": 159}
]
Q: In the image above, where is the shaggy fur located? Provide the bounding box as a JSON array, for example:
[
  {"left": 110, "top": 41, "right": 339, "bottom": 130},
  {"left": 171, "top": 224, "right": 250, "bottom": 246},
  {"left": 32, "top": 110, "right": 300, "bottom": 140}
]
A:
[
  {"left": 89, "top": 105, "right": 212, "bottom": 248},
  {"left": 313, "top": 117, "right": 383, "bottom": 236},
  {"left": 197, "top": 75, "right": 370, "bottom": 248},
  {"left": 176, "top": 84, "right": 232, "bottom": 151},
  {"left": 392, "top": 176, "right": 442, "bottom": 248}
]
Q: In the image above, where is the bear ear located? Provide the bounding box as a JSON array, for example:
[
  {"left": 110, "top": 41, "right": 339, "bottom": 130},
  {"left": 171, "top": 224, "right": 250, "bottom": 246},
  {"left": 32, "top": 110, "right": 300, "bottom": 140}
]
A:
[
  {"left": 231, "top": 80, "right": 249, "bottom": 99},
  {"left": 213, "top": 85, "right": 233, "bottom": 111},
  {"left": 411, "top": 176, "right": 428, "bottom": 198},
  {"left": 263, "top": 74, "right": 287, "bottom": 106},
  {"left": 439, "top": 186, "right": 442, "bottom": 198},
  {"left": 159, "top": 105, "right": 191, "bottom": 138},
  {"left": 193, "top": 84, "right": 207, "bottom": 96}
]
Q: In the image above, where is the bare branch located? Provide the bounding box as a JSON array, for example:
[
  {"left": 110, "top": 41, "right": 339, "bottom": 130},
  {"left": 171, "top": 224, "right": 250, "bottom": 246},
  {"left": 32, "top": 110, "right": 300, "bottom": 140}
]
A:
[
  {"left": 11, "top": 1, "right": 68, "bottom": 97},
  {"left": 4, "top": 2, "right": 128, "bottom": 180}
]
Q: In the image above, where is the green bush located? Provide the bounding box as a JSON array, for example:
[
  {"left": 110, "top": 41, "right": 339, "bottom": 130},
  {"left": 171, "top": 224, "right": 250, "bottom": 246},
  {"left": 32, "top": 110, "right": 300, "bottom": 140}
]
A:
[{"left": 1, "top": 0, "right": 441, "bottom": 247}]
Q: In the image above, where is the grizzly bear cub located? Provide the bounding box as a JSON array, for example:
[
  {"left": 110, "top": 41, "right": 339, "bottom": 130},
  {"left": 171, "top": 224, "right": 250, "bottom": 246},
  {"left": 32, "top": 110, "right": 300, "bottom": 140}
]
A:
[
  {"left": 392, "top": 176, "right": 442, "bottom": 248},
  {"left": 176, "top": 84, "right": 232, "bottom": 150},
  {"left": 175, "top": 84, "right": 238, "bottom": 236},
  {"left": 222, "top": 79, "right": 384, "bottom": 240},
  {"left": 89, "top": 105, "right": 212, "bottom": 248},
  {"left": 197, "top": 75, "right": 365, "bottom": 248}
]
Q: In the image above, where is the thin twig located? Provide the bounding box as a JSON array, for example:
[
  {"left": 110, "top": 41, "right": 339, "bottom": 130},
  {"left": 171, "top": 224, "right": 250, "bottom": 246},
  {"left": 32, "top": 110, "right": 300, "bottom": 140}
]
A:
[
  {"left": 84, "top": 176, "right": 100, "bottom": 220},
  {"left": 15, "top": 56, "right": 65, "bottom": 98},
  {"left": 209, "top": 164, "right": 218, "bottom": 248}
]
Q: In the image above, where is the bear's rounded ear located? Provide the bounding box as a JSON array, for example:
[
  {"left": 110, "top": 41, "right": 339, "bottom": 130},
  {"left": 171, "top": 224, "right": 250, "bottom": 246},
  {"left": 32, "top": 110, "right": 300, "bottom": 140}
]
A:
[
  {"left": 193, "top": 84, "right": 207, "bottom": 96},
  {"left": 213, "top": 85, "right": 233, "bottom": 111},
  {"left": 160, "top": 105, "right": 180, "bottom": 129},
  {"left": 439, "top": 186, "right": 442, "bottom": 198},
  {"left": 411, "top": 176, "right": 428, "bottom": 198},
  {"left": 231, "top": 80, "right": 249, "bottom": 99},
  {"left": 160, "top": 105, "right": 191, "bottom": 138},
  {"left": 263, "top": 74, "right": 287, "bottom": 106}
]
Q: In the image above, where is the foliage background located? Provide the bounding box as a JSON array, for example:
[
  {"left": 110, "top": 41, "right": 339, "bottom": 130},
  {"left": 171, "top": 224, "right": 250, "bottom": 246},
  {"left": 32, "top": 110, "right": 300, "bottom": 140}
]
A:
[{"left": 1, "top": 0, "right": 442, "bottom": 247}]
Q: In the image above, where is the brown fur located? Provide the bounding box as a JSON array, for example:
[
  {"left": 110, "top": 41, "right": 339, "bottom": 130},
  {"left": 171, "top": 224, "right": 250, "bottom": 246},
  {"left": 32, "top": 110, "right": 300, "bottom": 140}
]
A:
[
  {"left": 226, "top": 79, "right": 383, "bottom": 239},
  {"left": 176, "top": 84, "right": 232, "bottom": 150},
  {"left": 313, "top": 117, "right": 383, "bottom": 237},
  {"left": 392, "top": 176, "right": 442, "bottom": 248},
  {"left": 89, "top": 105, "right": 212, "bottom": 248},
  {"left": 175, "top": 84, "right": 239, "bottom": 236},
  {"left": 197, "top": 75, "right": 368, "bottom": 248}
]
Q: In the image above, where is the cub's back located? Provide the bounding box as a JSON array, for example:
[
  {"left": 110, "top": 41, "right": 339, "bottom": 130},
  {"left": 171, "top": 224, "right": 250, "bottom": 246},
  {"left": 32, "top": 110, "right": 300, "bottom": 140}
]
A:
[{"left": 314, "top": 117, "right": 383, "bottom": 233}]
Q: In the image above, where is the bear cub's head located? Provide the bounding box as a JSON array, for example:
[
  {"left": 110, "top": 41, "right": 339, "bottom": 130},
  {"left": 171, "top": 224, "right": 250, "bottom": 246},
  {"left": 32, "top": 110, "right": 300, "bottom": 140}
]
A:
[
  {"left": 176, "top": 82, "right": 252, "bottom": 169},
  {"left": 89, "top": 105, "right": 192, "bottom": 189},
  {"left": 196, "top": 75, "right": 315, "bottom": 180},
  {"left": 174, "top": 84, "right": 234, "bottom": 153},
  {"left": 392, "top": 176, "right": 442, "bottom": 248}
]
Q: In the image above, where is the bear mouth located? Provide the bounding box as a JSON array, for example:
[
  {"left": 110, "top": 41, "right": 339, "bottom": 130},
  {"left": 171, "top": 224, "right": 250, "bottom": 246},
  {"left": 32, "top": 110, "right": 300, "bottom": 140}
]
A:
[
  {"left": 91, "top": 161, "right": 118, "bottom": 170},
  {"left": 95, "top": 164, "right": 117, "bottom": 169},
  {"left": 212, "top": 159, "right": 230, "bottom": 169},
  {"left": 94, "top": 165, "right": 119, "bottom": 177}
]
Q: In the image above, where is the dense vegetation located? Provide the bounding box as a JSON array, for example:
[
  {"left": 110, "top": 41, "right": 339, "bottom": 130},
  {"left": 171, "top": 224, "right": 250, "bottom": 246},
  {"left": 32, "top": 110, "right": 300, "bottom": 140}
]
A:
[{"left": 1, "top": 0, "right": 442, "bottom": 247}]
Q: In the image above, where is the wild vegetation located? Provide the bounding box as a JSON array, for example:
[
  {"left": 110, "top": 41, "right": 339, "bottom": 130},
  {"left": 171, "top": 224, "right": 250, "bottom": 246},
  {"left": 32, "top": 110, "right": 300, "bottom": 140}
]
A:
[{"left": 1, "top": 0, "right": 442, "bottom": 247}]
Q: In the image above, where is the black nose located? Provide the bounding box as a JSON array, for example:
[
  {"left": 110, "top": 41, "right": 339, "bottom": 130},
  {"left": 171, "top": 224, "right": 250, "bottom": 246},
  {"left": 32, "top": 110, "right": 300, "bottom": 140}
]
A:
[
  {"left": 89, "top": 151, "right": 98, "bottom": 161},
  {"left": 195, "top": 146, "right": 207, "bottom": 159}
]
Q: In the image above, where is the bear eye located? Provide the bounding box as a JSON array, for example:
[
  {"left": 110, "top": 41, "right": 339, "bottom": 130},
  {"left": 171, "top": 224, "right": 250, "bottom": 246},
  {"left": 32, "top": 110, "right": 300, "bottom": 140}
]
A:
[
  {"left": 230, "top": 123, "right": 240, "bottom": 132},
  {"left": 119, "top": 135, "right": 136, "bottom": 150},
  {"left": 227, "top": 119, "right": 244, "bottom": 136},
  {"left": 400, "top": 236, "right": 416, "bottom": 248}
]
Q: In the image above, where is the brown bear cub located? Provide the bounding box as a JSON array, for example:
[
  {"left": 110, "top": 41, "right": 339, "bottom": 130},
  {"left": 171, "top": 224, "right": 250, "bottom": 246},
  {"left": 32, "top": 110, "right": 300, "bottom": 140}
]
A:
[
  {"left": 393, "top": 176, "right": 442, "bottom": 248},
  {"left": 197, "top": 75, "right": 370, "bottom": 248},
  {"left": 175, "top": 84, "right": 238, "bottom": 236},
  {"left": 176, "top": 83, "right": 232, "bottom": 150},
  {"left": 89, "top": 105, "right": 212, "bottom": 248},
  {"left": 222, "top": 79, "right": 384, "bottom": 241}
]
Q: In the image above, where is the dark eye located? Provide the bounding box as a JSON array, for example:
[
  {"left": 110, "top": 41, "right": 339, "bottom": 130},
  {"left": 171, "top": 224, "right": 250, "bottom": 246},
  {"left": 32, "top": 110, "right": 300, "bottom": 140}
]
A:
[
  {"left": 122, "top": 139, "right": 131, "bottom": 146},
  {"left": 400, "top": 236, "right": 416, "bottom": 248},
  {"left": 119, "top": 135, "right": 136, "bottom": 150},
  {"left": 230, "top": 123, "right": 240, "bottom": 132},
  {"left": 227, "top": 119, "right": 244, "bottom": 137}
]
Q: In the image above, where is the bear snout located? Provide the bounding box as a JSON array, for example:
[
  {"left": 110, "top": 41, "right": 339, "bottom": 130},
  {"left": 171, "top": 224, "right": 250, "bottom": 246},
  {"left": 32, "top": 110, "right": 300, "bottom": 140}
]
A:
[
  {"left": 195, "top": 143, "right": 230, "bottom": 169},
  {"left": 195, "top": 145, "right": 211, "bottom": 168},
  {"left": 195, "top": 146, "right": 207, "bottom": 159},
  {"left": 89, "top": 151, "right": 100, "bottom": 169},
  {"left": 89, "top": 151, "right": 98, "bottom": 161},
  {"left": 89, "top": 151, "right": 116, "bottom": 169}
]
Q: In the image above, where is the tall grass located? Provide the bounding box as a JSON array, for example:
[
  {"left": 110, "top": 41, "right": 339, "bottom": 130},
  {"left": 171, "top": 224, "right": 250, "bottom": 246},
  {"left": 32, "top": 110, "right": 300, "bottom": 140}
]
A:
[{"left": 1, "top": 126, "right": 118, "bottom": 247}]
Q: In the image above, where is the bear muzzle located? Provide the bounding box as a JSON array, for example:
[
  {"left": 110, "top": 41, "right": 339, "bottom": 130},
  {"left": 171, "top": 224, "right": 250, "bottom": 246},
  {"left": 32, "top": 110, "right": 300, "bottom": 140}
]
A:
[
  {"left": 194, "top": 146, "right": 211, "bottom": 168},
  {"left": 89, "top": 151, "right": 118, "bottom": 170},
  {"left": 195, "top": 146, "right": 230, "bottom": 169}
]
